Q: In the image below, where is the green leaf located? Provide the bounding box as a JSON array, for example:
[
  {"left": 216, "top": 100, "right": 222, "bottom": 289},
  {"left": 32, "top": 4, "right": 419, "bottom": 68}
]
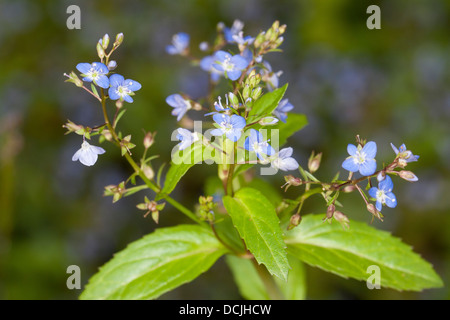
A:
[
  {"left": 247, "top": 84, "right": 288, "bottom": 122},
  {"left": 158, "top": 140, "right": 216, "bottom": 199},
  {"left": 226, "top": 254, "right": 306, "bottom": 300},
  {"left": 285, "top": 214, "right": 443, "bottom": 291},
  {"left": 223, "top": 187, "right": 290, "bottom": 281},
  {"left": 80, "top": 225, "right": 227, "bottom": 300}
]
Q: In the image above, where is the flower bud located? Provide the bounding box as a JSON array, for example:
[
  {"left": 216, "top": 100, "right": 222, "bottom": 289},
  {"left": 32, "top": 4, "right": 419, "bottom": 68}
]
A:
[
  {"left": 254, "top": 31, "right": 266, "bottom": 48},
  {"left": 398, "top": 170, "right": 419, "bottom": 182},
  {"left": 101, "top": 34, "right": 110, "bottom": 50},
  {"left": 287, "top": 213, "right": 302, "bottom": 230},
  {"left": 308, "top": 151, "right": 322, "bottom": 173},
  {"left": 251, "top": 87, "right": 262, "bottom": 100},
  {"left": 326, "top": 204, "right": 336, "bottom": 220},
  {"left": 107, "top": 60, "right": 117, "bottom": 71},
  {"left": 114, "top": 33, "right": 124, "bottom": 47},
  {"left": 96, "top": 42, "right": 105, "bottom": 59},
  {"left": 143, "top": 131, "right": 155, "bottom": 149},
  {"left": 377, "top": 171, "right": 386, "bottom": 182},
  {"left": 142, "top": 164, "right": 154, "bottom": 180},
  {"left": 342, "top": 185, "right": 356, "bottom": 193}
]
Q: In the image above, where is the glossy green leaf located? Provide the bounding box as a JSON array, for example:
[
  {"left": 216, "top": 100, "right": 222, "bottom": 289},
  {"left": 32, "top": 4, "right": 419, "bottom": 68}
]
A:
[
  {"left": 158, "top": 140, "right": 216, "bottom": 199},
  {"left": 285, "top": 214, "right": 443, "bottom": 291},
  {"left": 80, "top": 225, "right": 227, "bottom": 300},
  {"left": 223, "top": 187, "right": 290, "bottom": 281},
  {"left": 247, "top": 84, "right": 288, "bottom": 122}
]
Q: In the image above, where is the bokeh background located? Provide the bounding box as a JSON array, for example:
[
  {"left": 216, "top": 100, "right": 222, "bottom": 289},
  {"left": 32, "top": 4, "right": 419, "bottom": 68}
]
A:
[{"left": 0, "top": 0, "right": 449, "bottom": 300}]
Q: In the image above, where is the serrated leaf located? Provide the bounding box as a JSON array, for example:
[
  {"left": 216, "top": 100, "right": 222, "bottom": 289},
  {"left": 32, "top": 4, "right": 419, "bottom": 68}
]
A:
[
  {"left": 226, "top": 254, "right": 306, "bottom": 300},
  {"left": 158, "top": 141, "right": 216, "bottom": 199},
  {"left": 284, "top": 214, "right": 443, "bottom": 291},
  {"left": 80, "top": 225, "right": 227, "bottom": 300},
  {"left": 247, "top": 84, "right": 288, "bottom": 122},
  {"left": 223, "top": 187, "right": 290, "bottom": 281}
]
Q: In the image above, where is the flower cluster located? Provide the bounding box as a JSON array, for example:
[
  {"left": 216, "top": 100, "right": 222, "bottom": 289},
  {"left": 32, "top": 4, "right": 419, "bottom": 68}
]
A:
[
  {"left": 65, "top": 33, "right": 142, "bottom": 167},
  {"left": 166, "top": 20, "right": 300, "bottom": 173}
]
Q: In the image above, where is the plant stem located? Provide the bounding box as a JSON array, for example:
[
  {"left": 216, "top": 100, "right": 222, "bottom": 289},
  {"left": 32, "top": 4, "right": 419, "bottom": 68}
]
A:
[{"left": 99, "top": 90, "right": 203, "bottom": 225}]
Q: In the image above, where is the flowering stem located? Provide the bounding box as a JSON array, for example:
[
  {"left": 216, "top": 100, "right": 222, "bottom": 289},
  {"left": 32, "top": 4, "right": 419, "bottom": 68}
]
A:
[
  {"left": 225, "top": 142, "right": 237, "bottom": 196},
  {"left": 99, "top": 90, "right": 203, "bottom": 225}
]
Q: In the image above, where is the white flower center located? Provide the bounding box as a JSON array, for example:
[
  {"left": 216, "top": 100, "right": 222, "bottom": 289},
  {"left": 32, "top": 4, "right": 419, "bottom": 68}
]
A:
[
  {"left": 353, "top": 150, "right": 367, "bottom": 164},
  {"left": 116, "top": 85, "right": 131, "bottom": 97},
  {"left": 222, "top": 56, "right": 235, "bottom": 72}
]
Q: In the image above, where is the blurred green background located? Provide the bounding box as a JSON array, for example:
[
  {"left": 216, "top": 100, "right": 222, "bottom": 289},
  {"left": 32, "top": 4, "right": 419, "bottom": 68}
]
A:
[{"left": 0, "top": 0, "right": 449, "bottom": 299}]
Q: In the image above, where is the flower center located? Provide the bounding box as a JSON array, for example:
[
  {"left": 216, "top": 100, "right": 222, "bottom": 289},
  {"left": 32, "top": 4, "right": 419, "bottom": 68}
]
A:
[
  {"left": 354, "top": 150, "right": 366, "bottom": 164},
  {"left": 222, "top": 56, "right": 235, "bottom": 72}
]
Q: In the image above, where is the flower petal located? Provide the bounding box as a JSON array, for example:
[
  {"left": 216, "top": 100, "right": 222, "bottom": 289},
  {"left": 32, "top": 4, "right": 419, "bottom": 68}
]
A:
[
  {"left": 379, "top": 175, "right": 394, "bottom": 192},
  {"left": 368, "top": 187, "right": 378, "bottom": 199},
  {"left": 385, "top": 192, "right": 397, "bottom": 208},
  {"left": 76, "top": 63, "right": 92, "bottom": 74},
  {"left": 95, "top": 74, "right": 110, "bottom": 89},
  {"left": 230, "top": 115, "right": 246, "bottom": 129},
  {"left": 342, "top": 157, "right": 359, "bottom": 172},
  {"left": 347, "top": 144, "right": 357, "bottom": 156},
  {"left": 125, "top": 79, "right": 142, "bottom": 91},
  {"left": 359, "top": 158, "right": 377, "bottom": 176},
  {"left": 362, "top": 141, "right": 377, "bottom": 159},
  {"left": 109, "top": 74, "right": 124, "bottom": 87}
]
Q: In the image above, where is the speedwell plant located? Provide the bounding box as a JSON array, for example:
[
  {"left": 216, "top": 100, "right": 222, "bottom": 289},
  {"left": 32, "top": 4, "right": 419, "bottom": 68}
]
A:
[{"left": 63, "top": 21, "right": 442, "bottom": 300}]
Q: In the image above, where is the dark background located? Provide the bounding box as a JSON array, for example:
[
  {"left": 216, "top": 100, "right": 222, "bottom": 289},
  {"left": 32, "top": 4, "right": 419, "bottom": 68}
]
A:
[{"left": 0, "top": 0, "right": 448, "bottom": 299}]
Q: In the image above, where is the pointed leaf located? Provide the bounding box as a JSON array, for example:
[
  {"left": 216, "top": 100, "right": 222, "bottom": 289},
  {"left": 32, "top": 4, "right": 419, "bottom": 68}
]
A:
[
  {"left": 285, "top": 214, "right": 443, "bottom": 291},
  {"left": 80, "top": 225, "right": 227, "bottom": 300},
  {"left": 223, "top": 187, "right": 290, "bottom": 280}
]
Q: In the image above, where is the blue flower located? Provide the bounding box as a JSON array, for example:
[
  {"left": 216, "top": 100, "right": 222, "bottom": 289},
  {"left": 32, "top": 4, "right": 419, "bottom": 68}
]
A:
[
  {"left": 210, "top": 113, "right": 246, "bottom": 142},
  {"left": 342, "top": 141, "right": 377, "bottom": 176},
  {"left": 200, "top": 55, "right": 223, "bottom": 82},
  {"left": 166, "top": 94, "right": 192, "bottom": 121},
  {"left": 166, "top": 32, "right": 190, "bottom": 55},
  {"left": 176, "top": 128, "right": 199, "bottom": 150},
  {"left": 212, "top": 50, "right": 249, "bottom": 81},
  {"left": 273, "top": 99, "right": 294, "bottom": 123},
  {"left": 108, "top": 74, "right": 141, "bottom": 103},
  {"left": 261, "top": 61, "right": 283, "bottom": 91},
  {"left": 244, "top": 129, "right": 275, "bottom": 160},
  {"left": 223, "top": 20, "right": 244, "bottom": 43},
  {"left": 368, "top": 175, "right": 397, "bottom": 211},
  {"left": 232, "top": 31, "right": 255, "bottom": 47},
  {"left": 205, "top": 95, "right": 230, "bottom": 116},
  {"left": 271, "top": 147, "right": 299, "bottom": 171},
  {"left": 391, "top": 143, "right": 419, "bottom": 166},
  {"left": 76, "top": 62, "right": 110, "bottom": 89}
]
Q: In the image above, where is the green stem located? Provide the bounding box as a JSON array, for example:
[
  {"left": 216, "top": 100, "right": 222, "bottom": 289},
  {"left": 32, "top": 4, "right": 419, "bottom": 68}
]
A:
[
  {"left": 99, "top": 90, "right": 203, "bottom": 225},
  {"left": 251, "top": 259, "right": 284, "bottom": 300}
]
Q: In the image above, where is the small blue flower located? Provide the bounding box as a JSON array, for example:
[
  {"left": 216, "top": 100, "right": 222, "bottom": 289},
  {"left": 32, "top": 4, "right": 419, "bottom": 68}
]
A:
[
  {"left": 200, "top": 55, "right": 222, "bottom": 82},
  {"left": 212, "top": 50, "right": 249, "bottom": 81},
  {"left": 108, "top": 74, "right": 141, "bottom": 103},
  {"left": 273, "top": 99, "right": 294, "bottom": 123},
  {"left": 166, "top": 32, "right": 190, "bottom": 55},
  {"left": 391, "top": 143, "right": 419, "bottom": 165},
  {"left": 166, "top": 94, "right": 192, "bottom": 121},
  {"left": 342, "top": 141, "right": 377, "bottom": 176},
  {"left": 176, "top": 128, "right": 199, "bottom": 150},
  {"left": 232, "top": 31, "right": 255, "bottom": 47},
  {"left": 210, "top": 114, "right": 246, "bottom": 142},
  {"left": 271, "top": 147, "right": 299, "bottom": 171},
  {"left": 76, "top": 62, "right": 110, "bottom": 89},
  {"left": 244, "top": 129, "right": 276, "bottom": 160},
  {"left": 368, "top": 175, "right": 397, "bottom": 212},
  {"left": 223, "top": 20, "right": 244, "bottom": 43}
]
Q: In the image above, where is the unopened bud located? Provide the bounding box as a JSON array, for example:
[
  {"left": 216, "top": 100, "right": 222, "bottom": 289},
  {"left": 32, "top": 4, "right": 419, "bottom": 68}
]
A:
[
  {"left": 377, "top": 171, "right": 386, "bottom": 182},
  {"left": 367, "top": 203, "right": 383, "bottom": 221},
  {"left": 101, "top": 34, "right": 110, "bottom": 50},
  {"left": 114, "top": 33, "right": 124, "bottom": 46},
  {"left": 398, "top": 170, "right": 419, "bottom": 182},
  {"left": 308, "top": 151, "right": 322, "bottom": 173},
  {"left": 326, "top": 204, "right": 336, "bottom": 220},
  {"left": 342, "top": 185, "right": 356, "bottom": 193},
  {"left": 287, "top": 213, "right": 302, "bottom": 230},
  {"left": 143, "top": 131, "right": 155, "bottom": 149},
  {"left": 142, "top": 164, "right": 154, "bottom": 180},
  {"left": 107, "top": 60, "right": 117, "bottom": 71},
  {"left": 251, "top": 87, "right": 262, "bottom": 100},
  {"left": 254, "top": 31, "right": 266, "bottom": 48},
  {"left": 96, "top": 42, "right": 105, "bottom": 59}
]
